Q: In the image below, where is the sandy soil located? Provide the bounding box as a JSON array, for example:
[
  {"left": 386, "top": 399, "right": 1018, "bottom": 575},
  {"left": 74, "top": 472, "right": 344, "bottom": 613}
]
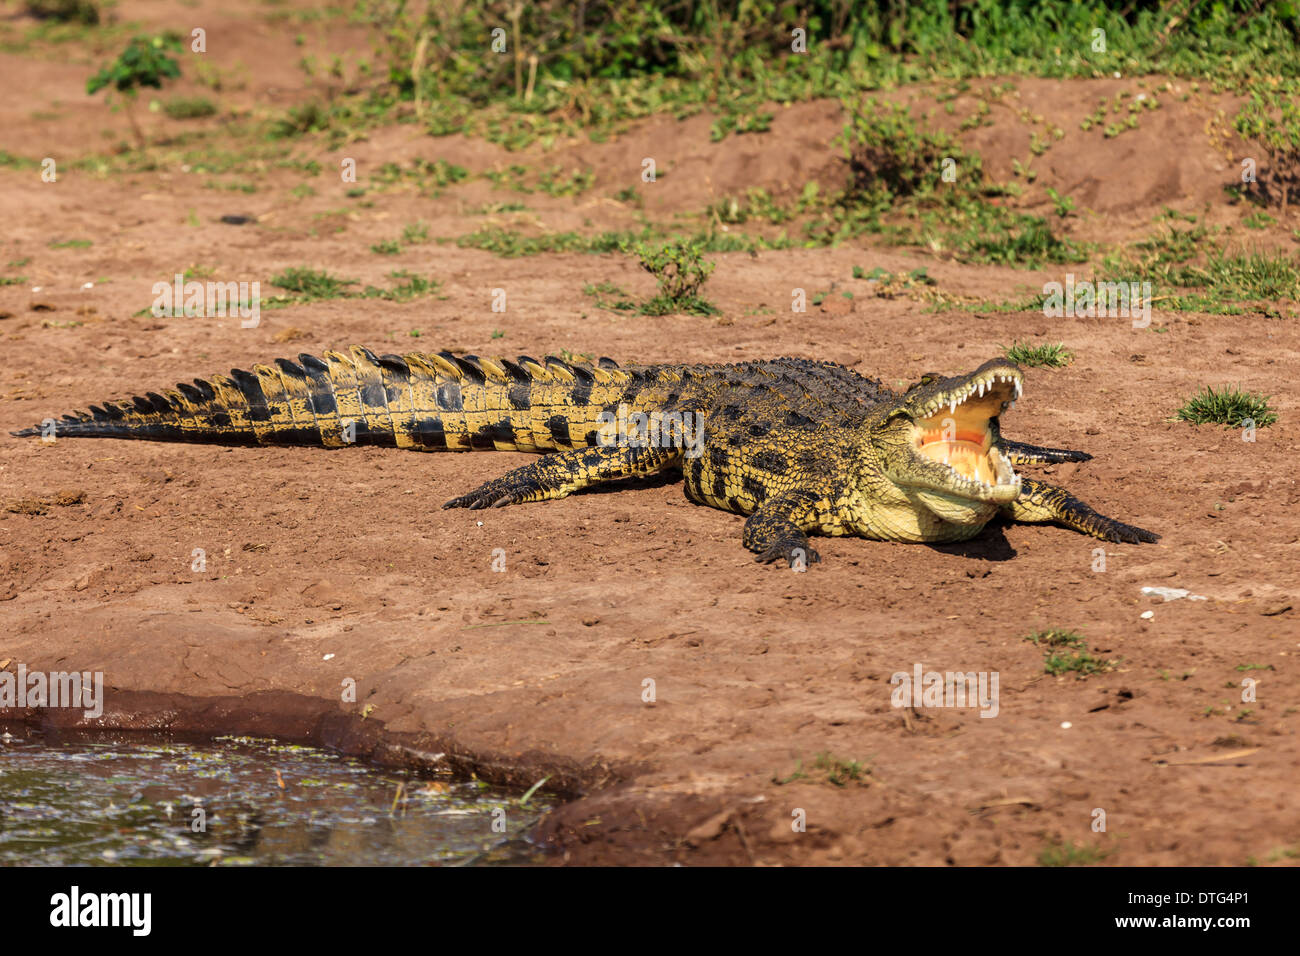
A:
[{"left": 1, "top": 1, "right": 1298, "bottom": 866}]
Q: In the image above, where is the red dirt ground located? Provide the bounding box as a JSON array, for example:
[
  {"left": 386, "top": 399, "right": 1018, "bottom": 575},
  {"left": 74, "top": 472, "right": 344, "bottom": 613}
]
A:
[{"left": 1, "top": 1, "right": 1297, "bottom": 865}]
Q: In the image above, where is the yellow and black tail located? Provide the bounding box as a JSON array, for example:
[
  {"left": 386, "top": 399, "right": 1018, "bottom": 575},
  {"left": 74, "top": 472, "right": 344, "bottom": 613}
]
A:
[{"left": 12, "top": 347, "right": 642, "bottom": 453}]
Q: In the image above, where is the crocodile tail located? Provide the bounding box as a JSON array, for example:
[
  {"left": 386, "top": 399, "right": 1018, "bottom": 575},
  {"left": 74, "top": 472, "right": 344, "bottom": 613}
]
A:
[{"left": 11, "top": 348, "right": 636, "bottom": 451}]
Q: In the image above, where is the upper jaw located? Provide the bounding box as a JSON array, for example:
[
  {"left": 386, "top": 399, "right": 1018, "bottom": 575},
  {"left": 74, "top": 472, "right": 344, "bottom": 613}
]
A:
[{"left": 909, "top": 364, "right": 1024, "bottom": 419}]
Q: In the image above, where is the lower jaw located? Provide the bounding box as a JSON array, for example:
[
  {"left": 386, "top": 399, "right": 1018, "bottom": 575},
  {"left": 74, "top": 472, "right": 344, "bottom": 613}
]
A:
[{"left": 911, "top": 489, "right": 1002, "bottom": 525}]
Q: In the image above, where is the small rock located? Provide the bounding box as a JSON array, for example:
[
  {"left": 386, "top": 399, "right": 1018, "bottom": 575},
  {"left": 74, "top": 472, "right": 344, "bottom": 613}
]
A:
[
  {"left": 1141, "top": 586, "right": 1206, "bottom": 602},
  {"left": 1140, "top": 610, "right": 1154, "bottom": 620}
]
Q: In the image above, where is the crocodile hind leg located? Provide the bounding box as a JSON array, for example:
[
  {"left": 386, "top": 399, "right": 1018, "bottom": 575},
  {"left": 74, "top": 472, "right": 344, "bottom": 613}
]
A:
[
  {"left": 1001, "top": 439, "right": 1093, "bottom": 464},
  {"left": 1004, "top": 477, "right": 1159, "bottom": 543},
  {"left": 742, "top": 491, "right": 825, "bottom": 567},
  {"left": 442, "top": 443, "right": 682, "bottom": 510}
]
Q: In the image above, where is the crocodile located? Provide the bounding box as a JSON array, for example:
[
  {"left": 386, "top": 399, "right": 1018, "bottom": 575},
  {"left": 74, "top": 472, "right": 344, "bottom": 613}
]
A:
[{"left": 11, "top": 348, "right": 1159, "bottom": 566}]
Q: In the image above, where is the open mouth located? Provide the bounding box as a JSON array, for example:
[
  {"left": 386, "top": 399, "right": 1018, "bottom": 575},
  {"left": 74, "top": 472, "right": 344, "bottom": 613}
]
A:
[{"left": 912, "top": 369, "right": 1023, "bottom": 496}]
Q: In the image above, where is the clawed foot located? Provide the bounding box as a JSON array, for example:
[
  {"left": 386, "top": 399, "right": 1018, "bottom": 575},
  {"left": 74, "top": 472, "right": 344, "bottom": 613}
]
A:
[
  {"left": 442, "top": 478, "right": 541, "bottom": 510},
  {"left": 754, "top": 536, "right": 821, "bottom": 568}
]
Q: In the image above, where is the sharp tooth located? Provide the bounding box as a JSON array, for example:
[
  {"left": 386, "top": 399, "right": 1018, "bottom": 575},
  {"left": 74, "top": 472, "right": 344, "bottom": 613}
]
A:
[
  {"left": 949, "top": 399, "right": 956, "bottom": 414},
  {"left": 1014, "top": 380, "right": 1023, "bottom": 398},
  {"left": 978, "top": 382, "right": 985, "bottom": 398}
]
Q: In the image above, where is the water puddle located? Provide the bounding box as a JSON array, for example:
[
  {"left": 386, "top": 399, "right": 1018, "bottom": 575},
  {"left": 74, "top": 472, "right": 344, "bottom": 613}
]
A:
[{"left": 0, "top": 729, "right": 555, "bottom": 866}]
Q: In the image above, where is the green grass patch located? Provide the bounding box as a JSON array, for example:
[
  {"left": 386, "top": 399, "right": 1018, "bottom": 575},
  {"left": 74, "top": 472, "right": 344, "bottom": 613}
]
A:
[
  {"left": 367, "top": 270, "right": 442, "bottom": 303},
  {"left": 368, "top": 223, "right": 430, "bottom": 257},
  {"left": 0, "top": 151, "right": 42, "bottom": 170},
  {"left": 269, "top": 267, "right": 356, "bottom": 300},
  {"left": 774, "top": 751, "right": 871, "bottom": 787},
  {"left": 401, "top": 221, "right": 429, "bottom": 244},
  {"left": 1002, "top": 341, "right": 1073, "bottom": 368},
  {"left": 1023, "top": 628, "right": 1088, "bottom": 649},
  {"left": 710, "top": 110, "right": 773, "bottom": 142},
  {"left": 1184, "top": 250, "right": 1300, "bottom": 302},
  {"left": 712, "top": 186, "right": 810, "bottom": 225},
  {"left": 203, "top": 178, "right": 257, "bottom": 194},
  {"left": 536, "top": 166, "right": 595, "bottom": 197},
  {"left": 163, "top": 96, "right": 217, "bottom": 119},
  {"left": 1043, "top": 650, "right": 1115, "bottom": 677},
  {"left": 1175, "top": 385, "right": 1277, "bottom": 428},
  {"left": 450, "top": 226, "right": 644, "bottom": 258},
  {"left": 1100, "top": 225, "right": 1300, "bottom": 311},
  {"left": 374, "top": 158, "right": 469, "bottom": 194},
  {"left": 582, "top": 281, "right": 636, "bottom": 312},
  {"left": 1023, "top": 628, "right": 1116, "bottom": 677},
  {"left": 265, "top": 267, "right": 442, "bottom": 309},
  {"left": 270, "top": 101, "right": 331, "bottom": 138},
  {"left": 1038, "top": 839, "right": 1112, "bottom": 867},
  {"left": 934, "top": 200, "right": 1088, "bottom": 267},
  {"left": 25, "top": 0, "right": 100, "bottom": 25}
]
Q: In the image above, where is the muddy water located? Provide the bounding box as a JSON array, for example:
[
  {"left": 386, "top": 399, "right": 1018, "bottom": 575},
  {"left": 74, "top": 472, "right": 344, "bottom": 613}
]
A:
[{"left": 0, "top": 730, "right": 554, "bottom": 866}]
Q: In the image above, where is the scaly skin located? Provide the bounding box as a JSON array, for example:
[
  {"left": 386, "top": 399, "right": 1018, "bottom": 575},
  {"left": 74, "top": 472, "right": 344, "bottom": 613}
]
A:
[{"left": 12, "top": 348, "right": 1159, "bottom": 567}]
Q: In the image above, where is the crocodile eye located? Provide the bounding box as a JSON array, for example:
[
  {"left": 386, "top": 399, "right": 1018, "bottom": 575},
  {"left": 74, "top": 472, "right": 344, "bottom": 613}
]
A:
[{"left": 905, "top": 373, "right": 941, "bottom": 394}]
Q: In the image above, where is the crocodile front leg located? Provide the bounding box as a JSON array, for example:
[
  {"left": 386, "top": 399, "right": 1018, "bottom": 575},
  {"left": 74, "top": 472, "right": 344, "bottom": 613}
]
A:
[
  {"left": 1000, "top": 439, "right": 1093, "bottom": 464},
  {"left": 1004, "top": 477, "right": 1159, "bottom": 543},
  {"left": 742, "top": 491, "right": 824, "bottom": 567},
  {"left": 442, "top": 443, "right": 682, "bottom": 510}
]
